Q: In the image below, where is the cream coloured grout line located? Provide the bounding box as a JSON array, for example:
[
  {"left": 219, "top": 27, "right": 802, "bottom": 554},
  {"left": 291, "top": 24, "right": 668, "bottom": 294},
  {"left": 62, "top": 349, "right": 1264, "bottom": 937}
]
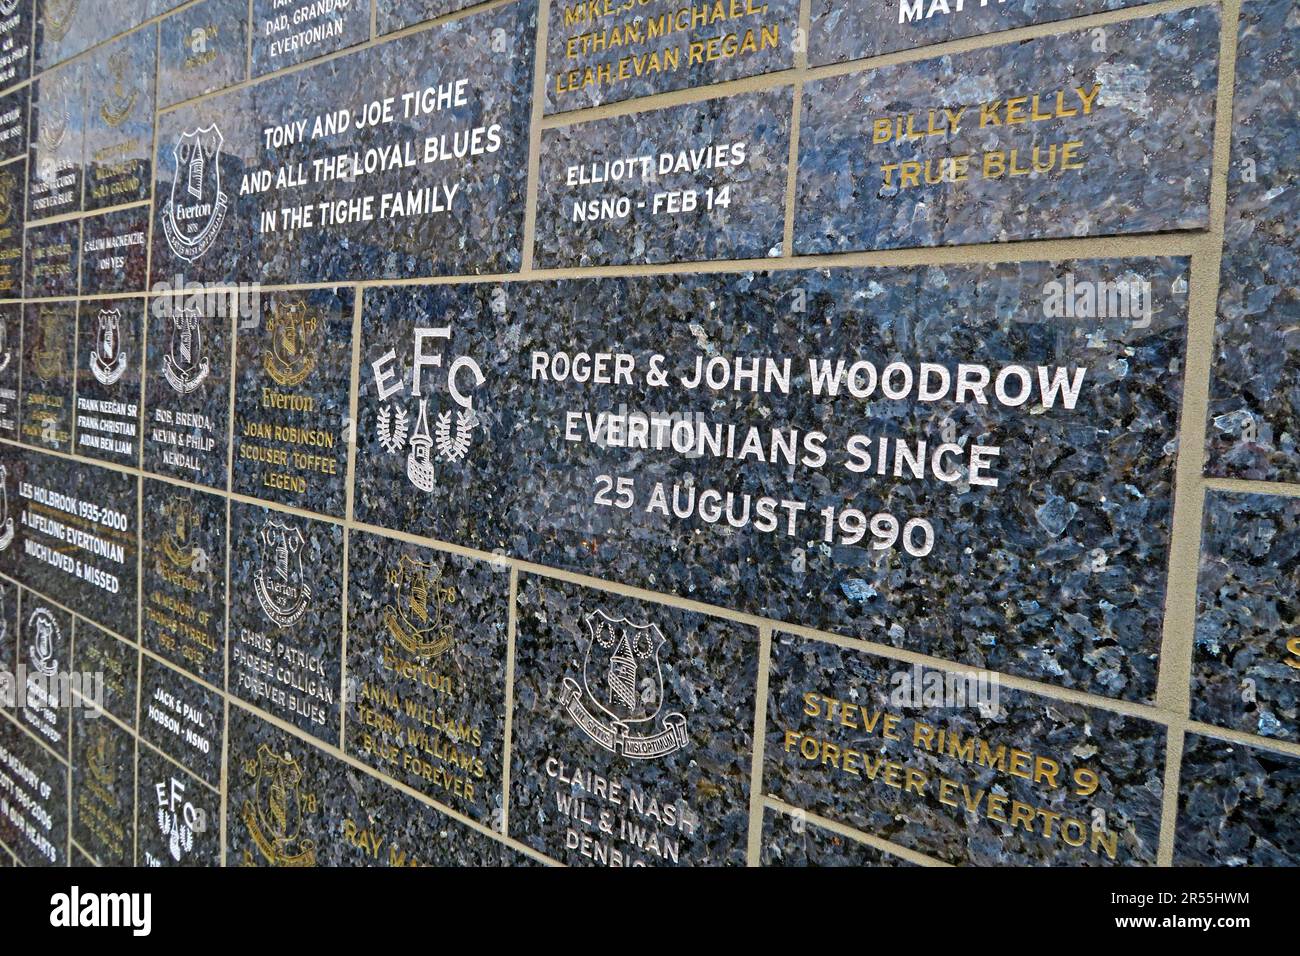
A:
[
  {"left": 1156, "top": 726, "right": 1186, "bottom": 866},
  {"left": 0, "top": 703, "right": 68, "bottom": 765},
  {"left": 1205, "top": 475, "right": 1300, "bottom": 498},
  {"left": 500, "top": 565, "right": 519, "bottom": 838},
  {"left": 371, "top": 0, "right": 378, "bottom": 40},
  {"left": 744, "top": 625, "right": 772, "bottom": 866},
  {"left": 778, "top": 0, "right": 807, "bottom": 257},
  {"left": 71, "top": 839, "right": 100, "bottom": 865},
  {"left": 246, "top": 0, "right": 254, "bottom": 81},
  {"left": 518, "top": 0, "right": 550, "bottom": 272},
  {"left": 135, "top": 733, "right": 221, "bottom": 797},
  {"left": 764, "top": 796, "right": 951, "bottom": 867},
  {"left": 22, "top": 196, "right": 149, "bottom": 231}
]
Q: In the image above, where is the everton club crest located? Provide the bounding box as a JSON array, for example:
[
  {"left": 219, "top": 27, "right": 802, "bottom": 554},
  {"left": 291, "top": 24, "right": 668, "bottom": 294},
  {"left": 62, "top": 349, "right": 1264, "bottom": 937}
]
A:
[
  {"left": 0, "top": 316, "right": 10, "bottom": 374},
  {"left": 90, "top": 308, "right": 128, "bottom": 385},
  {"left": 264, "top": 297, "right": 318, "bottom": 388},
  {"left": 32, "top": 309, "right": 65, "bottom": 381},
  {"left": 99, "top": 49, "right": 138, "bottom": 129},
  {"left": 43, "top": 0, "right": 79, "bottom": 43},
  {"left": 160, "top": 496, "right": 201, "bottom": 571},
  {"left": 241, "top": 745, "right": 318, "bottom": 867},
  {"left": 253, "top": 518, "right": 310, "bottom": 628},
  {"left": 86, "top": 723, "right": 118, "bottom": 790},
  {"left": 0, "top": 169, "right": 14, "bottom": 226},
  {"left": 559, "top": 609, "right": 688, "bottom": 760},
  {"left": 162, "top": 309, "right": 210, "bottom": 393},
  {"left": 28, "top": 607, "right": 60, "bottom": 678},
  {"left": 0, "top": 464, "right": 12, "bottom": 551},
  {"left": 382, "top": 555, "right": 456, "bottom": 658},
  {"left": 161, "top": 125, "right": 228, "bottom": 263}
]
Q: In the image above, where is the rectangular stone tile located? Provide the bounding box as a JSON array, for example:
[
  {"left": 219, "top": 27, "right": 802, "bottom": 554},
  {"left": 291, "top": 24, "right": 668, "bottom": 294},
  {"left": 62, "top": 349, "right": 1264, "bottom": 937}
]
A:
[
  {"left": 139, "top": 653, "right": 223, "bottom": 787},
  {"left": 794, "top": 7, "right": 1219, "bottom": 254},
  {"left": 376, "top": 0, "right": 481, "bottom": 34},
  {"left": 79, "top": 206, "right": 149, "bottom": 295},
  {"left": 509, "top": 574, "right": 758, "bottom": 866},
  {"left": 143, "top": 292, "right": 233, "bottom": 490},
  {"left": 764, "top": 632, "right": 1165, "bottom": 865},
  {"left": 0, "top": 0, "right": 34, "bottom": 90},
  {"left": 0, "top": 303, "right": 18, "bottom": 438},
  {"left": 37, "top": 0, "right": 148, "bottom": 70},
  {"left": 544, "top": 0, "right": 797, "bottom": 114},
  {"left": 229, "top": 500, "right": 343, "bottom": 747},
  {"left": 0, "top": 715, "right": 68, "bottom": 865},
  {"left": 0, "top": 448, "right": 139, "bottom": 638},
  {"left": 27, "top": 59, "right": 83, "bottom": 219},
  {"left": 83, "top": 26, "right": 155, "bottom": 211},
  {"left": 74, "top": 298, "right": 143, "bottom": 466},
  {"left": 16, "top": 587, "right": 70, "bottom": 757},
  {"left": 71, "top": 619, "right": 137, "bottom": 728},
  {"left": 20, "top": 300, "right": 74, "bottom": 450},
  {"left": 23, "top": 218, "right": 77, "bottom": 298},
  {"left": 809, "top": 0, "right": 1158, "bottom": 65},
  {"left": 535, "top": 88, "right": 791, "bottom": 267},
  {"left": 1204, "top": 0, "right": 1300, "bottom": 482},
  {"left": 150, "top": 0, "right": 536, "bottom": 285},
  {"left": 233, "top": 288, "right": 353, "bottom": 516},
  {"left": 761, "top": 805, "right": 915, "bottom": 866},
  {"left": 141, "top": 478, "right": 227, "bottom": 687},
  {"left": 0, "top": 92, "right": 25, "bottom": 169},
  {"left": 136, "top": 742, "right": 220, "bottom": 866},
  {"left": 158, "top": 0, "right": 249, "bottom": 108},
  {"left": 227, "top": 704, "right": 527, "bottom": 866},
  {"left": 0, "top": 159, "right": 22, "bottom": 297},
  {"left": 251, "top": 0, "right": 369, "bottom": 77},
  {"left": 70, "top": 710, "right": 134, "bottom": 866},
  {"left": 344, "top": 529, "right": 509, "bottom": 823},
  {"left": 1193, "top": 491, "right": 1300, "bottom": 745},
  {"left": 1174, "top": 732, "right": 1300, "bottom": 866},
  {"left": 356, "top": 260, "right": 1186, "bottom": 701}
]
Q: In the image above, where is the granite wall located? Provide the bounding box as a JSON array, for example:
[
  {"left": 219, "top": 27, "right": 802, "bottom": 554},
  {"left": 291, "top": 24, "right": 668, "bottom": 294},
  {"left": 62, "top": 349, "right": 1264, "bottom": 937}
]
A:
[{"left": 0, "top": 0, "right": 1295, "bottom": 868}]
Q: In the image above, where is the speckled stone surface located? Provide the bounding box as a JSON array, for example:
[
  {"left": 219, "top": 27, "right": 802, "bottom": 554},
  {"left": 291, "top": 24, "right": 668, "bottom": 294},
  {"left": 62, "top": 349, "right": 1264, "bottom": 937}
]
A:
[
  {"left": 0, "top": 161, "right": 23, "bottom": 298},
  {"left": 376, "top": 0, "right": 482, "bottom": 34},
  {"left": 233, "top": 288, "right": 353, "bottom": 516},
  {"left": 345, "top": 529, "right": 508, "bottom": 824},
  {"left": 71, "top": 619, "right": 138, "bottom": 728},
  {"left": 71, "top": 710, "right": 135, "bottom": 866},
  {"left": 23, "top": 218, "right": 78, "bottom": 298},
  {"left": 1193, "top": 491, "right": 1300, "bottom": 744},
  {"left": 1174, "top": 732, "right": 1300, "bottom": 866},
  {"left": 27, "top": 59, "right": 84, "bottom": 219},
  {"left": 0, "top": 0, "right": 34, "bottom": 90},
  {"left": 0, "top": 577, "right": 17, "bottom": 715},
  {"left": 535, "top": 88, "right": 791, "bottom": 266},
  {"left": 227, "top": 703, "right": 529, "bottom": 866},
  {"left": 761, "top": 805, "right": 914, "bottom": 866},
  {"left": 136, "top": 742, "right": 221, "bottom": 866},
  {"left": 809, "top": 0, "right": 1158, "bottom": 64},
  {"left": 1204, "top": 0, "right": 1300, "bottom": 482},
  {"left": 765, "top": 632, "right": 1165, "bottom": 866},
  {"left": 158, "top": 0, "right": 248, "bottom": 108},
  {"left": 151, "top": 0, "right": 536, "bottom": 285},
  {"left": 543, "top": 0, "right": 797, "bottom": 114},
  {"left": 16, "top": 588, "right": 70, "bottom": 757},
  {"left": 0, "top": 713, "right": 68, "bottom": 865},
  {"left": 358, "top": 261, "right": 1186, "bottom": 702},
  {"left": 0, "top": 89, "right": 27, "bottom": 165},
  {"left": 83, "top": 26, "right": 155, "bottom": 210},
  {"left": 510, "top": 574, "right": 758, "bottom": 866},
  {"left": 229, "top": 500, "right": 343, "bottom": 747},
  {"left": 20, "top": 301, "right": 75, "bottom": 450},
  {"left": 79, "top": 206, "right": 149, "bottom": 295},
  {"left": 142, "top": 477, "right": 227, "bottom": 687},
  {"left": 37, "top": 0, "right": 148, "bottom": 70},
  {"left": 0, "top": 304, "right": 17, "bottom": 437},
  {"left": 251, "top": 0, "right": 369, "bottom": 77},
  {"left": 73, "top": 298, "right": 142, "bottom": 466},
  {"left": 143, "top": 295, "right": 233, "bottom": 490},
  {"left": 795, "top": 7, "right": 1219, "bottom": 253},
  {"left": 0, "top": 446, "right": 138, "bottom": 638},
  {"left": 140, "top": 653, "right": 223, "bottom": 786}
]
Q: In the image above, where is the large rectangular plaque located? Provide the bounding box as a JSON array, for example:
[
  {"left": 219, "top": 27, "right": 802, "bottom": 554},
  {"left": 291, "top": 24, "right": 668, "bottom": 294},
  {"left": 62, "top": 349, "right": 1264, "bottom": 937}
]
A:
[
  {"left": 544, "top": 0, "right": 797, "bottom": 114},
  {"left": 509, "top": 575, "right": 758, "bottom": 866},
  {"left": 74, "top": 298, "right": 143, "bottom": 465},
  {"left": 0, "top": 716, "right": 68, "bottom": 865},
  {"left": 150, "top": 0, "right": 536, "bottom": 285},
  {"left": 535, "top": 88, "right": 792, "bottom": 266},
  {"left": 356, "top": 260, "right": 1187, "bottom": 701},
  {"left": 228, "top": 704, "right": 527, "bottom": 866},
  {"left": 20, "top": 301, "right": 75, "bottom": 450},
  {"left": 251, "top": 0, "right": 369, "bottom": 78},
  {"left": 229, "top": 500, "right": 343, "bottom": 746},
  {"left": 765, "top": 632, "right": 1165, "bottom": 865},
  {"left": 1204, "top": 0, "right": 1300, "bottom": 483},
  {"left": 344, "top": 529, "right": 509, "bottom": 822},
  {"left": 794, "top": 7, "right": 1219, "bottom": 253}
]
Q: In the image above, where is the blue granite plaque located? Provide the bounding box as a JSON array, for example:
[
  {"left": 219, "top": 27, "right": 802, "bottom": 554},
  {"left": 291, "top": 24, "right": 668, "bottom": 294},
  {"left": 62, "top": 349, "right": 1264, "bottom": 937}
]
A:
[
  {"left": 761, "top": 806, "right": 914, "bottom": 866},
  {"left": 0, "top": 0, "right": 33, "bottom": 90},
  {"left": 0, "top": 159, "right": 22, "bottom": 297},
  {"left": 251, "top": 0, "right": 369, "bottom": 77},
  {"left": 79, "top": 206, "right": 149, "bottom": 294},
  {"left": 83, "top": 26, "right": 155, "bottom": 210},
  {"left": 0, "top": 88, "right": 27, "bottom": 163},
  {"left": 23, "top": 217, "right": 77, "bottom": 298},
  {"left": 140, "top": 653, "right": 223, "bottom": 786},
  {"left": 0, "top": 715, "right": 68, "bottom": 865},
  {"left": 20, "top": 300, "right": 75, "bottom": 450},
  {"left": 136, "top": 742, "right": 221, "bottom": 866},
  {"left": 16, "top": 587, "right": 70, "bottom": 756},
  {"left": 159, "top": 0, "right": 249, "bottom": 107},
  {"left": 74, "top": 298, "right": 142, "bottom": 465},
  {"left": 27, "top": 58, "right": 84, "bottom": 219},
  {"left": 0, "top": 303, "right": 19, "bottom": 437},
  {"left": 71, "top": 710, "right": 135, "bottom": 865},
  {"left": 70, "top": 619, "right": 138, "bottom": 727}
]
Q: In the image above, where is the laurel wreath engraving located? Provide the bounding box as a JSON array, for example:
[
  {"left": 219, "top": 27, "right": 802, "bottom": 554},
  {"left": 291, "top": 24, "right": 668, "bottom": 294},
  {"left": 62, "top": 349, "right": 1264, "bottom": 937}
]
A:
[
  {"left": 376, "top": 404, "right": 409, "bottom": 454},
  {"left": 159, "top": 809, "right": 195, "bottom": 860},
  {"left": 435, "top": 408, "right": 478, "bottom": 462}
]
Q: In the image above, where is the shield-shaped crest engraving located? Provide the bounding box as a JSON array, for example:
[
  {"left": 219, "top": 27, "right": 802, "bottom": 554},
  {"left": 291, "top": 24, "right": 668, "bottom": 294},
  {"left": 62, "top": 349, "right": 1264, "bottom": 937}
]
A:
[
  {"left": 162, "top": 309, "right": 210, "bottom": 393},
  {"left": 263, "top": 297, "right": 318, "bottom": 388},
  {"left": 90, "top": 308, "right": 127, "bottom": 385},
  {"left": 32, "top": 310, "right": 65, "bottom": 381},
  {"left": 581, "top": 609, "right": 665, "bottom": 725},
  {"left": 254, "top": 745, "right": 304, "bottom": 847},
  {"left": 254, "top": 519, "right": 310, "bottom": 628},
  {"left": 28, "top": 607, "right": 59, "bottom": 677},
  {"left": 161, "top": 125, "right": 228, "bottom": 262}
]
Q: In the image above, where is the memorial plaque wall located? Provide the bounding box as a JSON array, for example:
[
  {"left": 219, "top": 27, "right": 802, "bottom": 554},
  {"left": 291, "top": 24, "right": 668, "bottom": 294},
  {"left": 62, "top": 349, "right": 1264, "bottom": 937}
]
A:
[{"left": 0, "top": 0, "right": 1296, "bottom": 870}]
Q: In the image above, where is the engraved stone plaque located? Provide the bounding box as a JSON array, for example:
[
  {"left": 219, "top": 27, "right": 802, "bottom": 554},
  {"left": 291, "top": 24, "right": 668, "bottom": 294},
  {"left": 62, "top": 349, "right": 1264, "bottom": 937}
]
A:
[
  {"left": 74, "top": 298, "right": 143, "bottom": 465},
  {"left": 136, "top": 742, "right": 221, "bottom": 866},
  {"left": 16, "top": 588, "right": 71, "bottom": 757},
  {"left": 0, "top": 159, "right": 23, "bottom": 295},
  {"left": 71, "top": 710, "right": 135, "bottom": 866},
  {"left": 20, "top": 300, "right": 75, "bottom": 450},
  {"left": 0, "top": 303, "right": 19, "bottom": 438},
  {"left": 251, "top": 0, "right": 369, "bottom": 77},
  {"left": 139, "top": 653, "right": 223, "bottom": 786},
  {"left": 23, "top": 218, "right": 78, "bottom": 298},
  {"left": 83, "top": 26, "right": 155, "bottom": 210},
  {"left": 70, "top": 619, "right": 138, "bottom": 728},
  {"left": 28, "top": 59, "right": 84, "bottom": 220},
  {"left": 80, "top": 206, "right": 149, "bottom": 295},
  {"left": 0, "top": 717, "right": 68, "bottom": 865},
  {"left": 159, "top": 0, "right": 249, "bottom": 108}
]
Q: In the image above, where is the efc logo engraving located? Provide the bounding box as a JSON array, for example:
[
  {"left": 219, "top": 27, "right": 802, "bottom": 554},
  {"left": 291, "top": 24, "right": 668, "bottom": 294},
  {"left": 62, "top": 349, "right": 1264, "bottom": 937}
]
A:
[
  {"left": 90, "top": 309, "right": 128, "bottom": 385},
  {"left": 241, "top": 744, "right": 318, "bottom": 867},
  {"left": 253, "top": 517, "right": 310, "bottom": 628},
  {"left": 154, "top": 775, "right": 206, "bottom": 864},
  {"left": 161, "top": 125, "right": 229, "bottom": 262},
  {"left": 559, "top": 609, "right": 689, "bottom": 760},
  {"left": 371, "top": 326, "right": 486, "bottom": 493},
  {"left": 50, "top": 887, "right": 152, "bottom": 936},
  {"left": 162, "top": 309, "right": 211, "bottom": 393}
]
